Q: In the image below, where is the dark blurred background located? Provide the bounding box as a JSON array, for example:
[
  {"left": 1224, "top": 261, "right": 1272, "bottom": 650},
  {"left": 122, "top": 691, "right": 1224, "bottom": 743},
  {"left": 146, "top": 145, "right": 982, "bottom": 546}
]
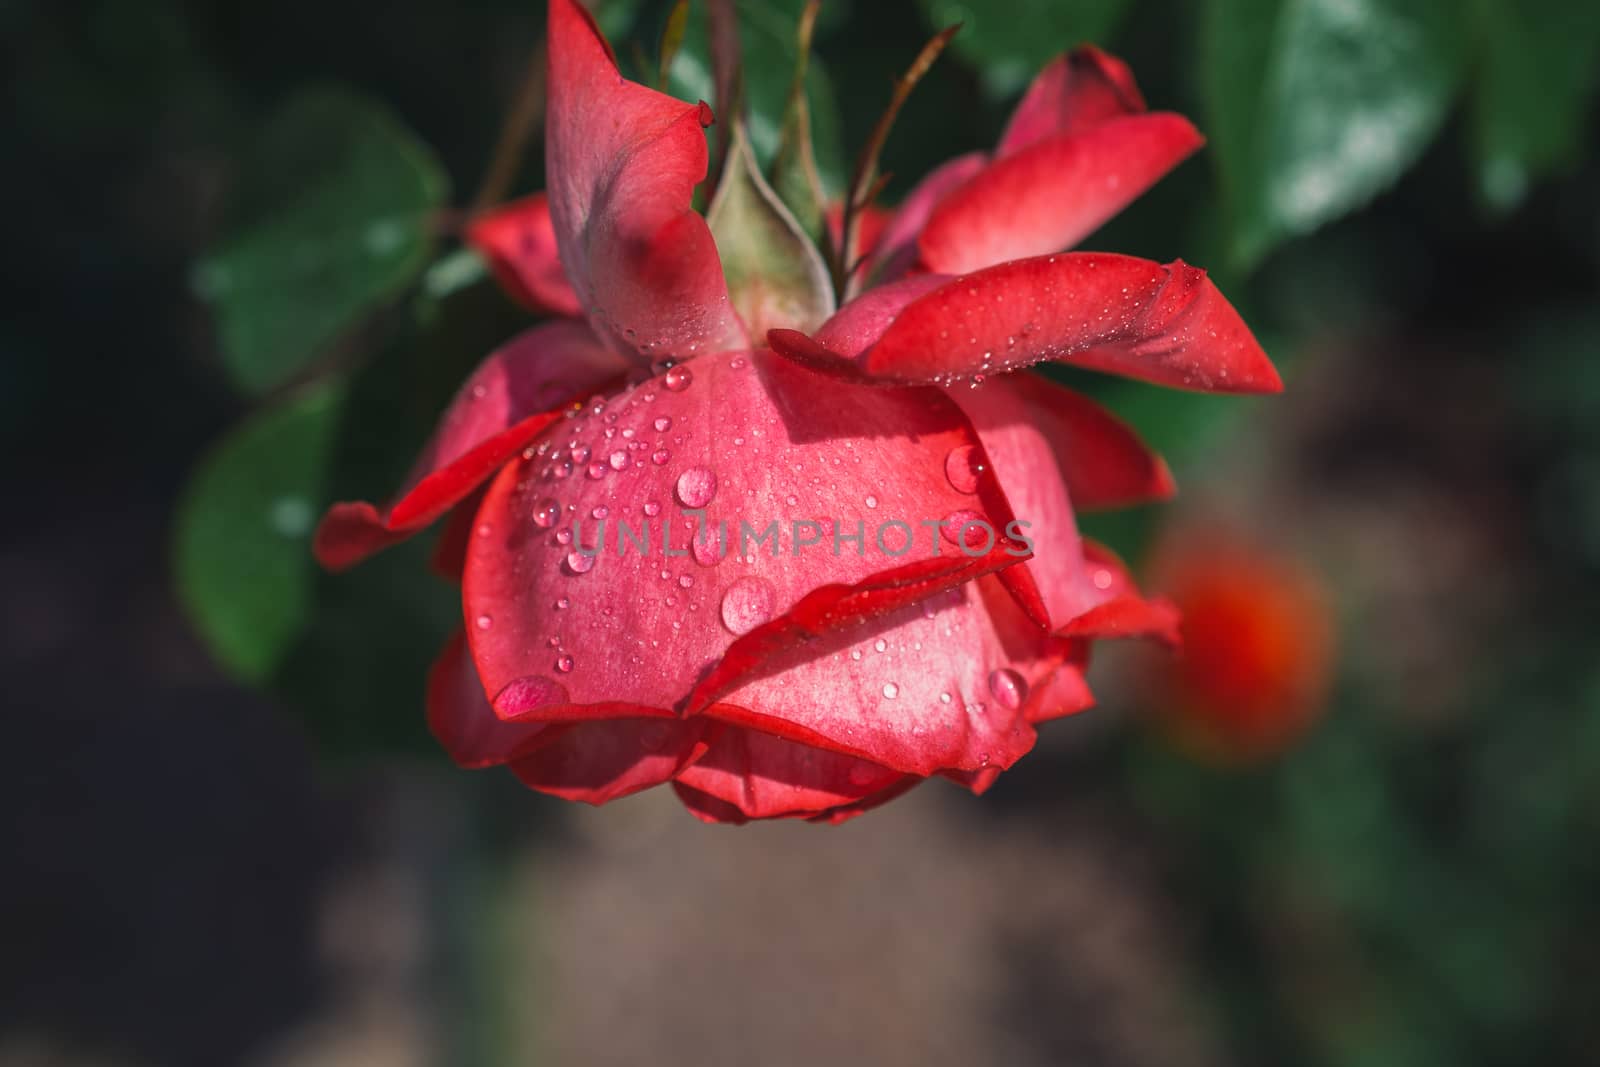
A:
[{"left": 4, "top": 1, "right": 1598, "bottom": 1064}]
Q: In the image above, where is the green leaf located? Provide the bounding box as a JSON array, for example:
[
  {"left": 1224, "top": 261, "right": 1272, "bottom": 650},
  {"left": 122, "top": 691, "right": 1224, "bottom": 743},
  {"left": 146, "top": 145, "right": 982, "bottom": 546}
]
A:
[
  {"left": 194, "top": 87, "right": 449, "bottom": 394},
  {"left": 174, "top": 383, "right": 345, "bottom": 683},
  {"left": 1203, "top": 0, "right": 1468, "bottom": 269},
  {"left": 769, "top": 0, "right": 827, "bottom": 239},
  {"left": 918, "top": 0, "right": 1132, "bottom": 96},
  {"left": 667, "top": 0, "right": 847, "bottom": 192},
  {"left": 1471, "top": 0, "right": 1600, "bottom": 210},
  {"left": 708, "top": 122, "right": 835, "bottom": 334}
]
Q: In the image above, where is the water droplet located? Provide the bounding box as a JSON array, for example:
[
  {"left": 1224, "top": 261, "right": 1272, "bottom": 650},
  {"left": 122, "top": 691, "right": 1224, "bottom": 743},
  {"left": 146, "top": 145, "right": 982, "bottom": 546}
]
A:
[
  {"left": 554, "top": 596, "right": 570, "bottom": 610},
  {"left": 873, "top": 638, "right": 888, "bottom": 653},
  {"left": 493, "top": 675, "right": 570, "bottom": 718},
  {"left": 555, "top": 654, "right": 574, "bottom": 673},
  {"left": 719, "top": 576, "right": 776, "bottom": 635},
  {"left": 643, "top": 500, "right": 662, "bottom": 517},
  {"left": 651, "top": 448, "right": 671, "bottom": 465},
  {"left": 882, "top": 682, "right": 900, "bottom": 699},
  {"left": 987, "top": 668, "right": 1027, "bottom": 710},
  {"left": 555, "top": 528, "right": 573, "bottom": 546},
  {"left": 565, "top": 551, "right": 596, "bottom": 574},
  {"left": 940, "top": 509, "right": 992, "bottom": 550},
  {"left": 474, "top": 614, "right": 493, "bottom": 630},
  {"left": 532, "top": 498, "right": 560, "bottom": 528},
  {"left": 677, "top": 574, "right": 693, "bottom": 588},
  {"left": 865, "top": 494, "right": 878, "bottom": 509},
  {"left": 944, "top": 445, "right": 984, "bottom": 493},
  {"left": 1092, "top": 568, "right": 1114, "bottom": 590},
  {"left": 653, "top": 416, "right": 672, "bottom": 432},
  {"left": 608, "top": 449, "right": 628, "bottom": 471},
  {"left": 663, "top": 365, "right": 694, "bottom": 392},
  {"left": 691, "top": 526, "right": 724, "bottom": 565},
  {"left": 939, "top": 692, "right": 952, "bottom": 704},
  {"left": 675, "top": 466, "right": 717, "bottom": 507},
  {"left": 586, "top": 462, "right": 608, "bottom": 479},
  {"left": 591, "top": 505, "right": 609, "bottom": 520},
  {"left": 549, "top": 461, "right": 573, "bottom": 480},
  {"left": 569, "top": 444, "right": 590, "bottom": 464}
]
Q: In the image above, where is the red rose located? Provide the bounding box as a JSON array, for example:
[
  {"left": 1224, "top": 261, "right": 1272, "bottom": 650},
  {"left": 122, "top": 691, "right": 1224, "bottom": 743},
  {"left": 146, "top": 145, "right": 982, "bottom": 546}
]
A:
[{"left": 314, "top": 0, "right": 1279, "bottom": 823}]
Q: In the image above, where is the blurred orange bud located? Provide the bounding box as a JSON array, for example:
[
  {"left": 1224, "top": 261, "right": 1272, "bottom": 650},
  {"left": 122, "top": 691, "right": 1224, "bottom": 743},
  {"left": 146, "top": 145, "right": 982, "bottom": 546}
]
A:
[{"left": 1140, "top": 526, "right": 1335, "bottom": 763}]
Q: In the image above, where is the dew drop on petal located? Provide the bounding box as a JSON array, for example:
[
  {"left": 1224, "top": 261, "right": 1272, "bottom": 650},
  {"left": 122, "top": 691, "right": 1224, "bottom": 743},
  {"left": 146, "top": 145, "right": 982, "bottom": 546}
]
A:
[
  {"left": 555, "top": 654, "right": 574, "bottom": 673},
  {"left": 608, "top": 450, "right": 628, "bottom": 471},
  {"left": 591, "top": 505, "right": 609, "bottom": 520},
  {"left": 675, "top": 466, "right": 717, "bottom": 508},
  {"left": 653, "top": 416, "right": 672, "bottom": 432},
  {"left": 873, "top": 639, "right": 888, "bottom": 653},
  {"left": 987, "top": 668, "right": 1027, "bottom": 711},
  {"left": 554, "top": 596, "right": 570, "bottom": 610},
  {"left": 565, "top": 551, "right": 596, "bottom": 574},
  {"left": 474, "top": 614, "right": 493, "bottom": 630},
  {"left": 940, "top": 509, "right": 991, "bottom": 549},
  {"left": 569, "top": 444, "right": 590, "bottom": 464},
  {"left": 643, "top": 500, "right": 662, "bottom": 517},
  {"left": 882, "top": 682, "right": 900, "bottom": 699},
  {"left": 1092, "top": 567, "right": 1114, "bottom": 590},
  {"left": 652, "top": 448, "right": 671, "bottom": 465},
  {"left": 865, "top": 494, "right": 878, "bottom": 509},
  {"left": 663, "top": 365, "right": 694, "bottom": 392},
  {"left": 719, "top": 575, "right": 776, "bottom": 635},
  {"left": 586, "top": 462, "right": 608, "bottom": 479},
  {"left": 493, "top": 675, "right": 569, "bottom": 718},
  {"left": 532, "top": 498, "right": 560, "bottom": 528},
  {"left": 944, "top": 445, "right": 984, "bottom": 493}
]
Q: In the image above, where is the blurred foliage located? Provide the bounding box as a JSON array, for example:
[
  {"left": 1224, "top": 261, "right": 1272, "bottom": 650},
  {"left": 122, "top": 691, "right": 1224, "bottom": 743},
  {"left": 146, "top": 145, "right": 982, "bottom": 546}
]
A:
[{"left": 55, "top": 0, "right": 1588, "bottom": 1058}]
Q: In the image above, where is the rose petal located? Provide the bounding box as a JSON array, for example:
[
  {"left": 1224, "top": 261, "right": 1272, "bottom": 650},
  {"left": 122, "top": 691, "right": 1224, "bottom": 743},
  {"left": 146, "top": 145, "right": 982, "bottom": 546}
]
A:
[
  {"left": 980, "top": 372, "right": 1174, "bottom": 512},
  {"left": 866, "top": 152, "right": 988, "bottom": 284},
  {"left": 313, "top": 320, "right": 628, "bottom": 571},
  {"left": 461, "top": 348, "right": 1035, "bottom": 724},
  {"left": 464, "top": 192, "right": 583, "bottom": 317},
  {"left": 859, "top": 253, "right": 1282, "bottom": 393},
  {"left": 700, "top": 576, "right": 1058, "bottom": 776},
  {"left": 1058, "top": 541, "right": 1182, "bottom": 646},
  {"left": 427, "top": 630, "right": 552, "bottom": 768},
  {"left": 950, "top": 379, "right": 1106, "bottom": 630},
  {"left": 545, "top": 0, "right": 745, "bottom": 361},
  {"left": 918, "top": 114, "right": 1203, "bottom": 275},
  {"left": 672, "top": 724, "right": 903, "bottom": 820},
  {"left": 997, "top": 46, "right": 1147, "bottom": 156},
  {"left": 509, "top": 718, "right": 708, "bottom": 805}
]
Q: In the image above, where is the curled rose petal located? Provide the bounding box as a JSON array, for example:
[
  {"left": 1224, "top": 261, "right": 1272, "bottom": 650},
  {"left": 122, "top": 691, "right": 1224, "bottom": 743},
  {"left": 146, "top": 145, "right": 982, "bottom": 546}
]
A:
[
  {"left": 464, "top": 192, "right": 582, "bottom": 317},
  {"left": 672, "top": 724, "right": 903, "bottom": 821},
  {"left": 461, "top": 348, "right": 1036, "bottom": 725},
  {"left": 313, "top": 321, "right": 630, "bottom": 571},
  {"left": 545, "top": 0, "right": 746, "bottom": 362},
  {"left": 1058, "top": 541, "right": 1182, "bottom": 646},
  {"left": 918, "top": 114, "right": 1203, "bottom": 276},
  {"left": 997, "top": 46, "right": 1147, "bottom": 156},
  {"left": 700, "top": 576, "right": 1060, "bottom": 776},
  {"left": 427, "top": 630, "right": 551, "bottom": 769},
  {"left": 510, "top": 718, "right": 708, "bottom": 805},
  {"left": 857, "top": 253, "right": 1282, "bottom": 393}
]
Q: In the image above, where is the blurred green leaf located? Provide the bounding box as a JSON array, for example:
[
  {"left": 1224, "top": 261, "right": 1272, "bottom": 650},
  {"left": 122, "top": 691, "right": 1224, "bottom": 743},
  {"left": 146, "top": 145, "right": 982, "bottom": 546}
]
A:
[
  {"left": 1203, "top": 0, "right": 1467, "bottom": 269},
  {"left": 194, "top": 87, "right": 449, "bottom": 394},
  {"left": 918, "top": 0, "right": 1130, "bottom": 96},
  {"left": 1471, "top": 0, "right": 1600, "bottom": 210},
  {"left": 668, "top": 0, "right": 847, "bottom": 192},
  {"left": 175, "top": 382, "right": 345, "bottom": 683}
]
